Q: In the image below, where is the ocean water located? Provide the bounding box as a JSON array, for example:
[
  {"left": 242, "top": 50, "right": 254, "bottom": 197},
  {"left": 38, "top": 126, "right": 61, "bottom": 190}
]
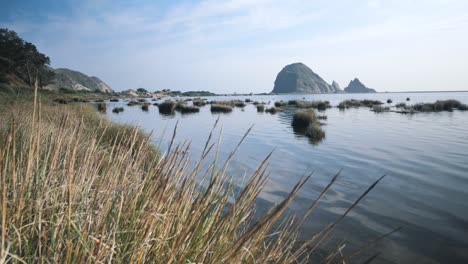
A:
[{"left": 105, "top": 92, "right": 468, "bottom": 263}]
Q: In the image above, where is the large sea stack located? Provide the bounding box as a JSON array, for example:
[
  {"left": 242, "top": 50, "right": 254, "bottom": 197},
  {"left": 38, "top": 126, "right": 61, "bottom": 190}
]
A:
[
  {"left": 271, "top": 63, "right": 340, "bottom": 94},
  {"left": 343, "top": 78, "right": 376, "bottom": 93}
]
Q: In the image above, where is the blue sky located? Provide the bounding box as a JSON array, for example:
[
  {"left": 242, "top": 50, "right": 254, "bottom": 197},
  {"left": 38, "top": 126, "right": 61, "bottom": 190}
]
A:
[{"left": 1, "top": 0, "right": 468, "bottom": 92}]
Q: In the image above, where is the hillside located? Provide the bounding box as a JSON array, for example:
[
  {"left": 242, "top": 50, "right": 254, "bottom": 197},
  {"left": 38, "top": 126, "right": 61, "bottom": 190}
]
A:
[{"left": 46, "top": 68, "right": 113, "bottom": 93}]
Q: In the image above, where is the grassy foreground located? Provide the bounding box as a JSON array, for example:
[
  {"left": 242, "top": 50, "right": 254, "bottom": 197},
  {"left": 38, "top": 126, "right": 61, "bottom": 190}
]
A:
[{"left": 0, "top": 90, "right": 310, "bottom": 263}]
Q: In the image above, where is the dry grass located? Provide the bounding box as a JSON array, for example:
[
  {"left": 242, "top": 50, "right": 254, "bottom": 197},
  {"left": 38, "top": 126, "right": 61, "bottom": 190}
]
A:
[{"left": 0, "top": 88, "right": 388, "bottom": 263}]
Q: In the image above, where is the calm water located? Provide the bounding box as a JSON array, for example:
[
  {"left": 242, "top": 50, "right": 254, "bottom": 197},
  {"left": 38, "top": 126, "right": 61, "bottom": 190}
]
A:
[{"left": 106, "top": 92, "right": 468, "bottom": 264}]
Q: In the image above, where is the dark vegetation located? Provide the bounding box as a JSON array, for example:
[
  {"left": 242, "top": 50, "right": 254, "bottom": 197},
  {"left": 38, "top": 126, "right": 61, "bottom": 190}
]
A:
[
  {"left": 0, "top": 28, "right": 54, "bottom": 87},
  {"left": 265, "top": 107, "right": 279, "bottom": 114},
  {"left": 372, "top": 105, "right": 390, "bottom": 113},
  {"left": 175, "top": 101, "right": 200, "bottom": 114},
  {"left": 405, "top": 100, "right": 468, "bottom": 112},
  {"left": 211, "top": 104, "right": 233, "bottom": 113},
  {"left": 158, "top": 100, "right": 176, "bottom": 114},
  {"left": 112, "top": 107, "right": 124, "bottom": 113},
  {"left": 292, "top": 109, "right": 325, "bottom": 144},
  {"left": 141, "top": 104, "right": 149, "bottom": 111},
  {"left": 257, "top": 104, "right": 265, "bottom": 112},
  {"left": 193, "top": 98, "right": 207, "bottom": 106},
  {"left": 275, "top": 101, "right": 287, "bottom": 107},
  {"left": 97, "top": 102, "right": 107, "bottom": 113},
  {"left": 338, "top": 99, "right": 383, "bottom": 109},
  {"left": 288, "top": 100, "right": 331, "bottom": 110}
]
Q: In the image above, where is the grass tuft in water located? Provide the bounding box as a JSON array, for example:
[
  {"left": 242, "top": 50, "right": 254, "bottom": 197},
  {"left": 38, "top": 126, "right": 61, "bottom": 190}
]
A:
[
  {"left": 158, "top": 100, "right": 176, "bottom": 114},
  {"left": 211, "top": 104, "right": 233, "bottom": 113}
]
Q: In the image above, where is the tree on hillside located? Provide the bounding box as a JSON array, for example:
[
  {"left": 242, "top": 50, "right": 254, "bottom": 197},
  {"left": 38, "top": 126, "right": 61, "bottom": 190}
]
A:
[
  {"left": 137, "top": 88, "right": 148, "bottom": 93},
  {"left": 0, "top": 28, "right": 54, "bottom": 87}
]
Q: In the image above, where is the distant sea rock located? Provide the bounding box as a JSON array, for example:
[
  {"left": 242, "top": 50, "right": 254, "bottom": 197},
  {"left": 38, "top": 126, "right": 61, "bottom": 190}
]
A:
[
  {"left": 46, "top": 68, "right": 113, "bottom": 93},
  {"left": 344, "top": 78, "right": 376, "bottom": 93},
  {"left": 271, "top": 63, "right": 340, "bottom": 94},
  {"left": 331, "top": 80, "right": 342, "bottom": 92}
]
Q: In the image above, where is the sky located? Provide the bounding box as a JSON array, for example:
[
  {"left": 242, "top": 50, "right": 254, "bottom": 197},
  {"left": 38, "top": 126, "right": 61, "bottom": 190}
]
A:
[{"left": 1, "top": 0, "right": 468, "bottom": 93}]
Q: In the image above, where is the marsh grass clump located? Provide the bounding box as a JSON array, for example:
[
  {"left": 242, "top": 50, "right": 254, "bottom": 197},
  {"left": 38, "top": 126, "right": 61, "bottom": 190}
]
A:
[
  {"left": 412, "top": 100, "right": 466, "bottom": 112},
  {"left": 110, "top": 98, "right": 119, "bottom": 102},
  {"left": 112, "top": 107, "right": 124, "bottom": 113},
  {"left": 257, "top": 104, "right": 265, "bottom": 112},
  {"left": 127, "top": 100, "right": 140, "bottom": 106},
  {"left": 292, "top": 109, "right": 318, "bottom": 129},
  {"left": 372, "top": 105, "right": 390, "bottom": 113},
  {"left": 338, "top": 99, "right": 383, "bottom": 109},
  {"left": 458, "top": 104, "right": 468, "bottom": 111},
  {"left": 275, "top": 101, "right": 287, "bottom": 107},
  {"left": 245, "top": 98, "right": 252, "bottom": 103},
  {"left": 97, "top": 102, "right": 107, "bottom": 113},
  {"left": 234, "top": 101, "right": 246, "bottom": 107},
  {"left": 193, "top": 98, "right": 207, "bottom": 106},
  {"left": 305, "top": 123, "right": 326, "bottom": 144},
  {"left": 292, "top": 109, "right": 326, "bottom": 143},
  {"left": 175, "top": 102, "right": 200, "bottom": 114},
  {"left": 395, "top": 103, "right": 407, "bottom": 108},
  {"left": 211, "top": 104, "right": 232, "bottom": 113},
  {"left": 142, "top": 104, "right": 149, "bottom": 111},
  {"left": 158, "top": 100, "right": 176, "bottom": 114},
  {"left": 265, "top": 107, "right": 279, "bottom": 114},
  {"left": 288, "top": 100, "right": 312, "bottom": 108},
  {"left": 315, "top": 101, "right": 330, "bottom": 110}
]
